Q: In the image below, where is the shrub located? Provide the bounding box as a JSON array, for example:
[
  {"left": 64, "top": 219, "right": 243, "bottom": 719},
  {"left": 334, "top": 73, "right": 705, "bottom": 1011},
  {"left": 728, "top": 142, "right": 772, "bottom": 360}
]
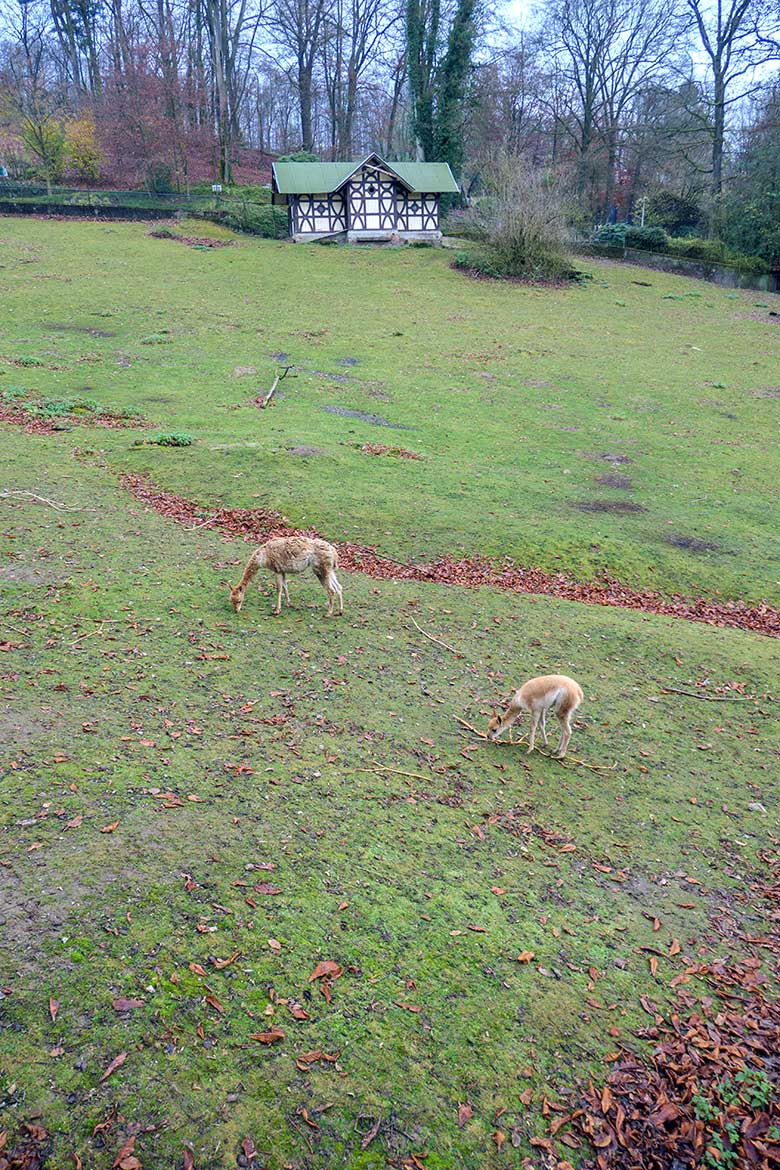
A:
[
  {"left": 593, "top": 223, "right": 669, "bottom": 251},
  {"left": 276, "top": 150, "right": 319, "bottom": 163},
  {"left": 147, "top": 431, "right": 193, "bottom": 447},
  {"left": 645, "top": 191, "right": 704, "bottom": 236},
  {"left": 455, "top": 154, "right": 576, "bottom": 281},
  {"left": 221, "top": 202, "right": 288, "bottom": 238},
  {"left": 666, "top": 236, "right": 769, "bottom": 273}
]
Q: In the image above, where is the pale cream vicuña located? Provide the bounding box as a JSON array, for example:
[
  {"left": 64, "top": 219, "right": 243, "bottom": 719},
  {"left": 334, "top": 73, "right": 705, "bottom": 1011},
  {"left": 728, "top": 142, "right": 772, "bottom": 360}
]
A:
[
  {"left": 487, "top": 674, "right": 583, "bottom": 757},
  {"left": 230, "top": 536, "right": 344, "bottom": 617}
]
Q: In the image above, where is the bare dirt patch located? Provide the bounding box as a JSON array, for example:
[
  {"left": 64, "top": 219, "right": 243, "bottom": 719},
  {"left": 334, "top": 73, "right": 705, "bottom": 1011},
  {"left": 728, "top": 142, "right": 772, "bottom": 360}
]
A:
[
  {"left": 581, "top": 452, "right": 634, "bottom": 466},
  {"left": 321, "top": 405, "right": 414, "bottom": 429},
  {"left": 573, "top": 499, "right": 646, "bottom": 514},
  {"left": 0, "top": 562, "right": 65, "bottom": 585},
  {"left": 666, "top": 534, "right": 720, "bottom": 553},
  {"left": 752, "top": 387, "right": 780, "bottom": 399},
  {"left": 287, "top": 445, "right": 327, "bottom": 457},
  {"left": 45, "top": 322, "right": 116, "bottom": 338},
  {"left": 595, "top": 473, "right": 634, "bottom": 490}
]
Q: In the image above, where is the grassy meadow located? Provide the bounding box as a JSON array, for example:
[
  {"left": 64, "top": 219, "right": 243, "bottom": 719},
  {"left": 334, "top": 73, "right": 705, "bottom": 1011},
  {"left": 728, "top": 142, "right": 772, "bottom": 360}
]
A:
[{"left": 0, "top": 218, "right": 779, "bottom": 1169}]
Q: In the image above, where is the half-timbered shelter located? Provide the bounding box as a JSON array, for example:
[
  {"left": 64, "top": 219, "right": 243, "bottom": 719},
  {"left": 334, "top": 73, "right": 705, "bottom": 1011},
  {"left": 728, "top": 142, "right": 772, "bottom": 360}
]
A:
[{"left": 271, "top": 153, "right": 459, "bottom": 243}]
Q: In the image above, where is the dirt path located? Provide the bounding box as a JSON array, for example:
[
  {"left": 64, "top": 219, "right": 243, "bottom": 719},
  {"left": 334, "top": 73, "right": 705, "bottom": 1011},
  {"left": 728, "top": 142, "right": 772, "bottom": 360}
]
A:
[{"left": 121, "top": 473, "right": 780, "bottom": 638}]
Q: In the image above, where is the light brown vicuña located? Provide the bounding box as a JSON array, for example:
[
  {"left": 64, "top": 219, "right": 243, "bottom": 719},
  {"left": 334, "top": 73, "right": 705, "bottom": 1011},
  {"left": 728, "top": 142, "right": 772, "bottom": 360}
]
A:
[
  {"left": 487, "top": 674, "right": 583, "bottom": 757},
  {"left": 230, "top": 537, "right": 344, "bottom": 616}
]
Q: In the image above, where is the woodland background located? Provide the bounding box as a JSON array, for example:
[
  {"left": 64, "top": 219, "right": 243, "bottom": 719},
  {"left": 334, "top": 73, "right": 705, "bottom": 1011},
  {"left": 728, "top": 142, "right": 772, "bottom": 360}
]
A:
[{"left": 0, "top": 0, "right": 779, "bottom": 258}]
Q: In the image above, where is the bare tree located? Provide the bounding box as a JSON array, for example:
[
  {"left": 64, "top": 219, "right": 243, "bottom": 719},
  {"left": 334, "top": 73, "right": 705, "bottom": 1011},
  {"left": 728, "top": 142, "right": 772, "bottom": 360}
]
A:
[
  {"left": 269, "top": 0, "right": 329, "bottom": 149},
  {"left": 683, "top": 0, "right": 780, "bottom": 230}
]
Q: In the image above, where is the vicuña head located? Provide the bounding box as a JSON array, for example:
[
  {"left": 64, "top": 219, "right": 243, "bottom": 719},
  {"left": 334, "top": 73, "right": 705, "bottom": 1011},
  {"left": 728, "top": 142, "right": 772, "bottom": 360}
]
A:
[
  {"left": 229, "top": 584, "right": 246, "bottom": 613},
  {"left": 486, "top": 674, "right": 584, "bottom": 757}
]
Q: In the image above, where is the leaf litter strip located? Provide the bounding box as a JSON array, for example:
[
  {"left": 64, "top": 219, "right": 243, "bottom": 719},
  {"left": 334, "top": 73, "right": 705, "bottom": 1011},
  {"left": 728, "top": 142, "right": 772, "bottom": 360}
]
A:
[{"left": 120, "top": 473, "right": 780, "bottom": 638}]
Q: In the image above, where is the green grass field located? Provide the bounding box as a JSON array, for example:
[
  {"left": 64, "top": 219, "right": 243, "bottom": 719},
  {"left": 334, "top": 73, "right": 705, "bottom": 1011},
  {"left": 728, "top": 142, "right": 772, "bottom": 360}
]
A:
[{"left": 1, "top": 220, "right": 778, "bottom": 1169}]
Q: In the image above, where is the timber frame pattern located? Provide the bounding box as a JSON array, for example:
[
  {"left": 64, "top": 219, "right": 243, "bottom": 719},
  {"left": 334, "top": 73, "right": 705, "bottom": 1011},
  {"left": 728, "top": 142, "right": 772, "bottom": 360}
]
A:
[{"left": 271, "top": 153, "right": 458, "bottom": 243}]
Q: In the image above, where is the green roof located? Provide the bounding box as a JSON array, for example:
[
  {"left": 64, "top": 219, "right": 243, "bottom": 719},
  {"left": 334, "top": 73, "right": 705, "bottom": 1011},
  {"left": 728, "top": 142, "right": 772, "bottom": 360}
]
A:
[{"left": 272, "top": 154, "right": 459, "bottom": 195}]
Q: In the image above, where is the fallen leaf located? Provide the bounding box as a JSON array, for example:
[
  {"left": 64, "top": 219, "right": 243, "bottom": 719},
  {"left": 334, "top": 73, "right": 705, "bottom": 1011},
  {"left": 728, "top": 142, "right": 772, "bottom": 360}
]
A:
[
  {"left": 360, "top": 1117, "right": 381, "bottom": 1149},
  {"left": 288, "top": 1001, "right": 309, "bottom": 1020},
  {"left": 309, "top": 960, "right": 343, "bottom": 982},
  {"left": 493, "top": 1130, "right": 506, "bottom": 1151},
  {"left": 249, "top": 1028, "right": 285, "bottom": 1044},
  {"left": 101, "top": 1051, "right": 128, "bottom": 1081},
  {"left": 204, "top": 994, "right": 224, "bottom": 1013},
  {"left": 182, "top": 1151, "right": 194, "bottom": 1170},
  {"left": 112, "top": 1135, "right": 141, "bottom": 1170},
  {"left": 457, "top": 1103, "right": 473, "bottom": 1128},
  {"left": 394, "top": 1001, "right": 422, "bottom": 1013},
  {"left": 669, "top": 937, "right": 681, "bottom": 956},
  {"left": 112, "top": 997, "right": 144, "bottom": 1012},
  {"left": 49, "top": 996, "right": 59, "bottom": 1022},
  {"left": 253, "top": 882, "right": 282, "bottom": 895},
  {"left": 100, "top": 821, "right": 119, "bottom": 834},
  {"left": 515, "top": 951, "right": 535, "bottom": 963},
  {"left": 212, "top": 952, "right": 240, "bottom": 970},
  {"left": 267, "top": 938, "right": 282, "bottom": 954}
]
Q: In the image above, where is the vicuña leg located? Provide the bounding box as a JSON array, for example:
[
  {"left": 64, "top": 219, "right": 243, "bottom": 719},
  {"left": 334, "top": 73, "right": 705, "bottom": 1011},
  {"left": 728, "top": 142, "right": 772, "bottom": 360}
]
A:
[
  {"left": 328, "top": 571, "right": 344, "bottom": 616},
  {"left": 555, "top": 712, "right": 573, "bottom": 757},
  {"left": 527, "top": 709, "right": 541, "bottom": 754},
  {"left": 540, "top": 709, "right": 548, "bottom": 746},
  {"left": 273, "top": 574, "right": 285, "bottom": 615}
]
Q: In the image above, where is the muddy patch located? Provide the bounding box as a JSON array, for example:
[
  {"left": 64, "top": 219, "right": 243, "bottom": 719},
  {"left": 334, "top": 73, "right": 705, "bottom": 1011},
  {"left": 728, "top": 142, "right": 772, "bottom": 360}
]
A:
[
  {"left": 233, "top": 365, "right": 257, "bottom": 377},
  {"left": 752, "top": 386, "right": 780, "bottom": 399},
  {"left": 366, "top": 387, "right": 392, "bottom": 403},
  {"left": 573, "top": 499, "right": 646, "bottom": 515},
  {"left": 595, "top": 473, "right": 634, "bottom": 490},
  {"left": 0, "top": 562, "right": 65, "bottom": 586},
  {"left": 321, "top": 405, "right": 414, "bottom": 430},
  {"left": 287, "top": 445, "right": 327, "bottom": 457},
  {"left": 0, "top": 706, "right": 56, "bottom": 746},
  {"left": 581, "top": 451, "right": 634, "bottom": 466},
  {"left": 337, "top": 356, "right": 360, "bottom": 367},
  {"left": 44, "top": 322, "right": 116, "bottom": 338},
  {"left": 666, "top": 534, "right": 720, "bottom": 553},
  {"left": 270, "top": 351, "right": 292, "bottom": 363}
]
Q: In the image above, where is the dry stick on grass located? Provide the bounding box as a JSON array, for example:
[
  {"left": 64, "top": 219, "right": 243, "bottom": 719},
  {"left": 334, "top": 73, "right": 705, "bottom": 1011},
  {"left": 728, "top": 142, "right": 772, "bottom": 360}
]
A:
[
  {"left": 409, "top": 615, "right": 463, "bottom": 657},
  {"left": 259, "top": 366, "right": 294, "bottom": 409},
  {"left": 2, "top": 490, "right": 84, "bottom": 512},
  {"left": 186, "top": 516, "right": 216, "bottom": 532},
  {"left": 660, "top": 687, "right": 753, "bottom": 702},
  {"left": 352, "top": 765, "right": 439, "bottom": 784},
  {"left": 454, "top": 716, "right": 616, "bottom": 773}
]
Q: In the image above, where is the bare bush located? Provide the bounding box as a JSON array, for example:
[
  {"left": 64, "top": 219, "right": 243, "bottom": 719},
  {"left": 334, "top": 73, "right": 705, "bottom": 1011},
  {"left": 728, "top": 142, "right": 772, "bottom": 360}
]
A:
[{"left": 459, "top": 155, "right": 576, "bottom": 280}]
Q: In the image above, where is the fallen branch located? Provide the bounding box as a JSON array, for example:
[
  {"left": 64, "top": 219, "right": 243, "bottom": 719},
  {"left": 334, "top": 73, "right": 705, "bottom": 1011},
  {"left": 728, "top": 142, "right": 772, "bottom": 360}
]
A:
[
  {"left": 409, "top": 615, "right": 463, "bottom": 657},
  {"left": 455, "top": 716, "right": 488, "bottom": 738},
  {"left": 185, "top": 516, "right": 216, "bottom": 532},
  {"left": 659, "top": 687, "right": 753, "bottom": 702},
  {"left": 352, "top": 765, "right": 438, "bottom": 784},
  {"left": 259, "top": 365, "right": 294, "bottom": 409},
  {"left": 455, "top": 717, "right": 616, "bottom": 772},
  {"left": 2, "top": 489, "right": 83, "bottom": 512}
]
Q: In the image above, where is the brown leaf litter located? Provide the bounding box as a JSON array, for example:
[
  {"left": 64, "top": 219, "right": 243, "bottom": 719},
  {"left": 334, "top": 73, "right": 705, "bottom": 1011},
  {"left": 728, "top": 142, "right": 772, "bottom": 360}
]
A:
[{"left": 120, "top": 474, "right": 780, "bottom": 637}]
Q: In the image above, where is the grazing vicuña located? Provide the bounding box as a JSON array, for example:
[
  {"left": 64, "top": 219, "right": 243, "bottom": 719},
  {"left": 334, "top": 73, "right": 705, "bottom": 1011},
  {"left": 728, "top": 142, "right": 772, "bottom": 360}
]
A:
[
  {"left": 487, "top": 674, "right": 583, "bottom": 757},
  {"left": 230, "top": 536, "right": 344, "bottom": 616}
]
